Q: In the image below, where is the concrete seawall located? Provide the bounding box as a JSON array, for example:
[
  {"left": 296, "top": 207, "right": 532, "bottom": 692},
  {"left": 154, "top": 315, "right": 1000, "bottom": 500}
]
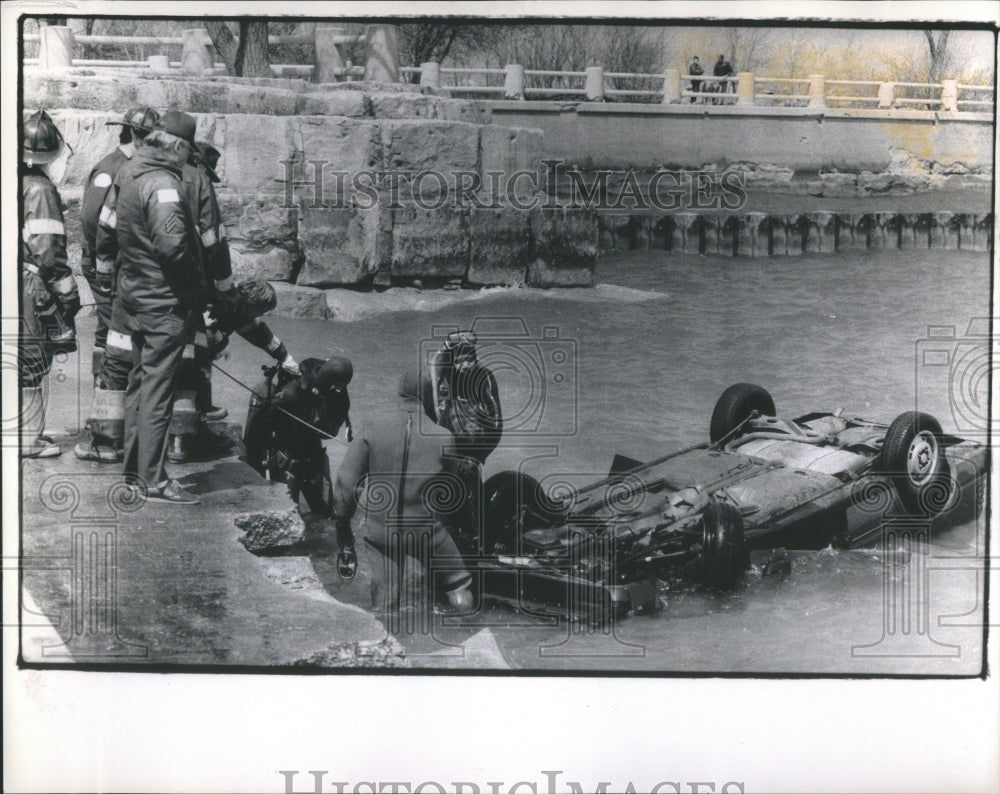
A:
[
  {"left": 27, "top": 71, "right": 599, "bottom": 292},
  {"left": 600, "top": 210, "right": 994, "bottom": 255},
  {"left": 487, "top": 101, "right": 994, "bottom": 172}
]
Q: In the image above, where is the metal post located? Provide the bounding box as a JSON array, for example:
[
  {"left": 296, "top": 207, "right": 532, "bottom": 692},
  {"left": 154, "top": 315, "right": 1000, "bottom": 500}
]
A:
[
  {"left": 808, "top": 74, "right": 826, "bottom": 109},
  {"left": 661, "top": 68, "right": 681, "bottom": 104},
  {"left": 40, "top": 25, "right": 75, "bottom": 69},
  {"left": 181, "top": 28, "right": 214, "bottom": 75},
  {"left": 504, "top": 63, "right": 525, "bottom": 100},
  {"left": 940, "top": 79, "right": 958, "bottom": 113},
  {"left": 420, "top": 61, "right": 441, "bottom": 92},
  {"left": 877, "top": 82, "right": 895, "bottom": 110},
  {"left": 147, "top": 54, "right": 170, "bottom": 73},
  {"left": 364, "top": 24, "right": 399, "bottom": 82},
  {"left": 584, "top": 66, "right": 605, "bottom": 102},
  {"left": 314, "top": 24, "right": 346, "bottom": 83},
  {"left": 736, "top": 71, "right": 754, "bottom": 105}
]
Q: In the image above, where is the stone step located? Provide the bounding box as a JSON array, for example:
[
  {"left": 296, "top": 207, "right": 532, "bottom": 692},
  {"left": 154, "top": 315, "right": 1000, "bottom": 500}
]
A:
[{"left": 598, "top": 211, "right": 994, "bottom": 255}]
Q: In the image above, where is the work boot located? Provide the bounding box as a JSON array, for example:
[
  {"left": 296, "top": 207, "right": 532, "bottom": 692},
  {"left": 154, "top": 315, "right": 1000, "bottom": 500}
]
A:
[
  {"left": 166, "top": 434, "right": 189, "bottom": 464},
  {"left": 74, "top": 430, "right": 122, "bottom": 463},
  {"left": 143, "top": 478, "right": 200, "bottom": 505},
  {"left": 20, "top": 386, "right": 60, "bottom": 458},
  {"left": 204, "top": 405, "right": 228, "bottom": 421}
]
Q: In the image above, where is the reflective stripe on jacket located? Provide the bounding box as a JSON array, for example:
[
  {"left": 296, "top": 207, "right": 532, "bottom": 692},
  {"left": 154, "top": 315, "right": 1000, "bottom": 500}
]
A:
[
  {"left": 182, "top": 162, "right": 232, "bottom": 289},
  {"left": 22, "top": 169, "right": 77, "bottom": 300}
]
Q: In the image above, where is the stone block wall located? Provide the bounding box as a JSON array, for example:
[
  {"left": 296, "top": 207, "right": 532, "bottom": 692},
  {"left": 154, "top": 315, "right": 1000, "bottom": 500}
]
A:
[{"left": 27, "top": 72, "right": 600, "bottom": 316}]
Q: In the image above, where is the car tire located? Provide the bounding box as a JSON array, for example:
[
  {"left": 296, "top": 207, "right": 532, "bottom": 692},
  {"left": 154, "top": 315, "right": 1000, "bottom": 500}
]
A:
[
  {"left": 710, "top": 383, "right": 776, "bottom": 444},
  {"left": 697, "top": 499, "right": 746, "bottom": 590},
  {"left": 878, "top": 411, "right": 952, "bottom": 516},
  {"left": 482, "top": 471, "right": 564, "bottom": 553}
]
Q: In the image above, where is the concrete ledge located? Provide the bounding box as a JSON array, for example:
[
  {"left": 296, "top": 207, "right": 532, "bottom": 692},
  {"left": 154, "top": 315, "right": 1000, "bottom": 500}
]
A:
[{"left": 19, "top": 448, "right": 390, "bottom": 666}]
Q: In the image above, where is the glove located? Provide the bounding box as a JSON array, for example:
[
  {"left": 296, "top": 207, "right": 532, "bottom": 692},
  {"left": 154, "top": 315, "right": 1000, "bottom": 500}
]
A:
[
  {"left": 93, "top": 272, "right": 114, "bottom": 298},
  {"left": 58, "top": 293, "right": 81, "bottom": 324},
  {"left": 280, "top": 353, "right": 300, "bottom": 377}
]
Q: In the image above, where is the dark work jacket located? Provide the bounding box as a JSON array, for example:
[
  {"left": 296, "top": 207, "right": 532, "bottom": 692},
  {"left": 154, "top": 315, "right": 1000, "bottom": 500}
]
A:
[
  {"left": 81, "top": 145, "right": 131, "bottom": 273},
  {"left": 182, "top": 161, "right": 232, "bottom": 291},
  {"left": 115, "top": 147, "right": 206, "bottom": 314},
  {"left": 21, "top": 168, "right": 76, "bottom": 299}
]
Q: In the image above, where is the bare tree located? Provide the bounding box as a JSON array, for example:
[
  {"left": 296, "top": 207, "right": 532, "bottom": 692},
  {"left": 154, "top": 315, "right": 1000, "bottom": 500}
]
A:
[
  {"left": 205, "top": 20, "right": 271, "bottom": 77},
  {"left": 398, "top": 23, "right": 496, "bottom": 83},
  {"left": 924, "top": 30, "right": 953, "bottom": 83},
  {"left": 721, "top": 27, "right": 774, "bottom": 73}
]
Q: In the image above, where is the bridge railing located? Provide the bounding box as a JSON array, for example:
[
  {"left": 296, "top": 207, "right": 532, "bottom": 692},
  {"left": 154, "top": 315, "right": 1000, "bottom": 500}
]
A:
[
  {"left": 409, "top": 62, "right": 995, "bottom": 112},
  {"left": 22, "top": 24, "right": 399, "bottom": 82}
]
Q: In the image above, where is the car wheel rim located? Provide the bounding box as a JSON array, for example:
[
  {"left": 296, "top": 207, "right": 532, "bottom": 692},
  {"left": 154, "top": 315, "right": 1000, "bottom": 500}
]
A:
[{"left": 907, "top": 431, "right": 938, "bottom": 485}]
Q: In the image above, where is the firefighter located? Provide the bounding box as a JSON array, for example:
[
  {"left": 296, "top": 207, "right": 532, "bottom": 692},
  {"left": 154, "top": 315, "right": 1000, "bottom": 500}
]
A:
[
  {"left": 332, "top": 369, "right": 476, "bottom": 614},
  {"left": 80, "top": 106, "right": 160, "bottom": 383},
  {"left": 20, "top": 110, "right": 80, "bottom": 458},
  {"left": 116, "top": 110, "right": 206, "bottom": 503},
  {"left": 73, "top": 108, "right": 161, "bottom": 464},
  {"left": 165, "top": 138, "right": 235, "bottom": 463},
  {"left": 74, "top": 153, "right": 138, "bottom": 463}
]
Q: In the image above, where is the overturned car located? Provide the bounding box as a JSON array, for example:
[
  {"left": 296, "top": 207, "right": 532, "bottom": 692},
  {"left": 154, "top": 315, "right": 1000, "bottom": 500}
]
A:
[{"left": 458, "top": 384, "right": 987, "bottom": 620}]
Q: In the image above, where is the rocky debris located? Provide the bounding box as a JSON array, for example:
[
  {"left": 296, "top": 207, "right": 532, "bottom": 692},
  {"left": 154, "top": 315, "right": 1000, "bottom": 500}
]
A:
[
  {"left": 292, "top": 636, "right": 407, "bottom": 668},
  {"left": 235, "top": 507, "right": 306, "bottom": 553}
]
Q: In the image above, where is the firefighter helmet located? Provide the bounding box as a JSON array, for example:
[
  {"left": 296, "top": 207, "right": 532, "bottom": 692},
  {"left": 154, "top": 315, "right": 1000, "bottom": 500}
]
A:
[
  {"left": 106, "top": 106, "right": 161, "bottom": 136},
  {"left": 22, "top": 110, "right": 64, "bottom": 165}
]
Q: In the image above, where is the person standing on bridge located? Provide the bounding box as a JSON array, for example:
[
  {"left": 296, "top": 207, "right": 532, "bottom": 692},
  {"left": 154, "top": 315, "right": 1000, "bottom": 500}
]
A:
[
  {"left": 713, "top": 54, "right": 734, "bottom": 104},
  {"left": 20, "top": 110, "right": 80, "bottom": 458},
  {"left": 687, "top": 55, "right": 704, "bottom": 103}
]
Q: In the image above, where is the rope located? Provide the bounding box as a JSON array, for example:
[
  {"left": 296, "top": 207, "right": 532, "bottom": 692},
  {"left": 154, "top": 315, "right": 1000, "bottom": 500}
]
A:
[{"left": 210, "top": 361, "right": 350, "bottom": 447}]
